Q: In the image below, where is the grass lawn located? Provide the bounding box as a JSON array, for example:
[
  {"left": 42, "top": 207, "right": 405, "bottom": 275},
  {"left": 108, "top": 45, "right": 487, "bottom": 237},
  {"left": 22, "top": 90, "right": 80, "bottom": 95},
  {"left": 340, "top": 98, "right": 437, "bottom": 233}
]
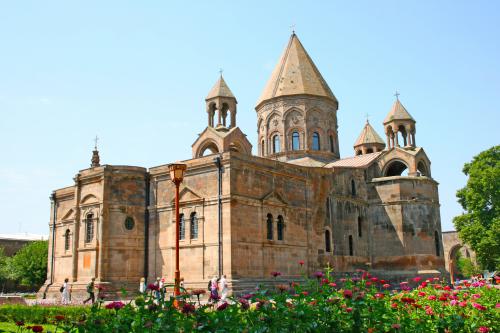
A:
[{"left": 0, "top": 322, "right": 57, "bottom": 332}]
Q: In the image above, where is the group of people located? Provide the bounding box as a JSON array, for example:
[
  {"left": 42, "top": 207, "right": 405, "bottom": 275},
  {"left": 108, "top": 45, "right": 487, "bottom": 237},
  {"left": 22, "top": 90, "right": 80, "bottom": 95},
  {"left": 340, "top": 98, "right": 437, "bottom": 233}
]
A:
[
  {"left": 139, "top": 276, "right": 185, "bottom": 301},
  {"left": 209, "top": 274, "right": 228, "bottom": 302},
  {"left": 59, "top": 277, "right": 96, "bottom": 305}
]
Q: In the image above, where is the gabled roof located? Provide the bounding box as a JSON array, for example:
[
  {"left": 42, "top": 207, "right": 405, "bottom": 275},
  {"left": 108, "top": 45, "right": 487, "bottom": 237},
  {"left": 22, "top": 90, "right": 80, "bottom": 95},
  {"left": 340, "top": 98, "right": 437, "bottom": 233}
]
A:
[
  {"left": 256, "top": 33, "right": 337, "bottom": 107},
  {"left": 354, "top": 121, "right": 385, "bottom": 147},
  {"left": 384, "top": 99, "right": 415, "bottom": 124},
  {"left": 324, "top": 151, "right": 384, "bottom": 169},
  {"left": 206, "top": 76, "right": 236, "bottom": 100},
  {"left": 287, "top": 156, "right": 327, "bottom": 167}
]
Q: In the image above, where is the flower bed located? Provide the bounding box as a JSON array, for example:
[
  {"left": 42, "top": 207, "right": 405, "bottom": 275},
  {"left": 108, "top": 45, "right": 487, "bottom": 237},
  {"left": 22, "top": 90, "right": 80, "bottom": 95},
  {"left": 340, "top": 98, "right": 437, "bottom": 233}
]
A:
[{"left": 2, "top": 268, "right": 499, "bottom": 332}]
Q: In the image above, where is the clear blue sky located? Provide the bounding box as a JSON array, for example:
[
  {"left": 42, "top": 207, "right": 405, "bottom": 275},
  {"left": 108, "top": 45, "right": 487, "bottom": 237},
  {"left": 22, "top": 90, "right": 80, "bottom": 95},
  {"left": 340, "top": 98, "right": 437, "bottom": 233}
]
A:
[{"left": 0, "top": 1, "right": 498, "bottom": 235}]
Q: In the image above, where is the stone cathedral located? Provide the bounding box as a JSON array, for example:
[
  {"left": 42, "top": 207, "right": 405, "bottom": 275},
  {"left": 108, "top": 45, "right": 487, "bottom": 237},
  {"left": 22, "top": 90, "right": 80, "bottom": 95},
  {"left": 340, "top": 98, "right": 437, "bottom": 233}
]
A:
[{"left": 41, "top": 33, "right": 445, "bottom": 298}]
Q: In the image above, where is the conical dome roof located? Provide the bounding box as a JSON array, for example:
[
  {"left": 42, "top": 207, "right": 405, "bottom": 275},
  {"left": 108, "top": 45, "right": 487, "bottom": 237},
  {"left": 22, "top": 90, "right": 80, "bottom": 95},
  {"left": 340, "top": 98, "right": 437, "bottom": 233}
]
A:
[
  {"left": 256, "top": 33, "right": 337, "bottom": 107},
  {"left": 206, "top": 76, "right": 236, "bottom": 100},
  {"left": 383, "top": 99, "right": 415, "bottom": 124},
  {"left": 354, "top": 121, "right": 385, "bottom": 147}
]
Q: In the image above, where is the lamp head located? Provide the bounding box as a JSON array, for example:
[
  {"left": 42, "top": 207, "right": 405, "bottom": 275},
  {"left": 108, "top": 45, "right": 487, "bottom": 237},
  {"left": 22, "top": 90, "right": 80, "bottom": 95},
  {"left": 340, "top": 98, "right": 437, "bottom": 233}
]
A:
[{"left": 168, "top": 163, "right": 187, "bottom": 183}]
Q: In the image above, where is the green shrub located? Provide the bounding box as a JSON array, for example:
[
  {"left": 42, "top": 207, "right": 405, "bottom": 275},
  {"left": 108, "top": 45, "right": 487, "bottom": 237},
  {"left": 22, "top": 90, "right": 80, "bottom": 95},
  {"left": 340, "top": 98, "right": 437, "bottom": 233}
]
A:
[{"left": 0, "top": 305, "right": 89, "bottom": 324}]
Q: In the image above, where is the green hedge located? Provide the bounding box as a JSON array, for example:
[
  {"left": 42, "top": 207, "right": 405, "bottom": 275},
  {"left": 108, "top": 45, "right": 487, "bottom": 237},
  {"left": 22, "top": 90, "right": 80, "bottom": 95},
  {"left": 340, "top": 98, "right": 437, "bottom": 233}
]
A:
[{"left": 0, "top": 305, "right": 89, "bottom": 324}]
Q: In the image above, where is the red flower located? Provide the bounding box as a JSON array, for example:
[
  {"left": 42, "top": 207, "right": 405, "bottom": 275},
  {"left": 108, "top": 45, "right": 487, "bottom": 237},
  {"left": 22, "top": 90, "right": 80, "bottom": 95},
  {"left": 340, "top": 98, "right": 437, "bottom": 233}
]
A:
[
  {"left": 31, "top": 326, "right": 44, "bottom": 333},
  {"left": 313, "top": 271, "right": 324, "bottom": 279},
  {"left": 370, "top": 277, "right": 378, "bottom": 282},
  {"left": 459, "top": 301, "right": 467, "bottom": 307},
  {"left": 271, "top": 271, "right": 281, "bottom": 278},
  {"left": 443, "top": 285, "right": 451, "bottom": 291},
  {"left": 413, "top": 277, "right": 422, "bottom": 283},
  {"left": 365, "top": 281, "right": 372, "bottom": 286},
  {"left": 105, "top": 301, "right": 125, "bottom": 310},
  {"left": 401, "top": 297, "right": 415, "bottom": 304},
  {"left": 217, "top": 302, "right": 228, "bottom": 311},
  {"left": 343, "top": 289, "right": 353, "bottom": 299},
  {"left": 391, "top": 302, "right": 398, "bottom": 309},
  {"left": 147, "top": 283, "right": 159, "bottom": 291},
  {"left": 392, "top": 323, "right": 401, "bottom": 329},
  {"left": 374, "top": 293, "right": 384, "bottom": 299},
  {"left": 15, "top": 321, "right": 24, "bottom": 327},
  {"left": 345, "top": 307, "right": 353, "bottom": 313},
  {"left": 478, "top": 327, "right": 490, "bottom": 333},
  {"left": 309, "top": 300, "right": 317, "bottom": 306},
  {"left": 301, "top": 291, "right": 309, "bottom": 296},
  {"left": 329, "top": 282, "right": 337, "bottom": 287},
  {"left": 428, "top": 295, "right": 437, "bottom": 300},
  {"left": 239, "top": 298, "right": 250, "bottom": 310},
  {"left": 383, "top": 283, "right": 390, "bottom": 289},
  {"left": 54, "top": 315, "right": 65, "bottom": 321},
  {"left": 181, "top": 303, "right": 196, "bottom": 314},
  {"left": 472, "top": 302, "right": 486, "bottom": 311},
  {"left": 418, "top": 291, "right": 426, "bottom": 297},
  {"left": 425, "top": 307, "right": 434, "bottom": 315},
  {"left": 438, "top": 295, "right": 448, "bottom": 301},
  {"left": 298, "top": 260, "right": 305, "bottom": 266}
]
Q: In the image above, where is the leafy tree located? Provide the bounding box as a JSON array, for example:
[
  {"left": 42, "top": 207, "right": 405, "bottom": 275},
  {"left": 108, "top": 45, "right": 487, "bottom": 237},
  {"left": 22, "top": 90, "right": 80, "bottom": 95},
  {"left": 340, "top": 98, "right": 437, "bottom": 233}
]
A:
[
  {"left": 455, "top": 251, "right": 481, "bottom": 278},
  {"left": 453, "top": 145, "right": 500, "bottom": 270},
  {"left": 8, "top": 241, "right": 48, "bottom": 287}
]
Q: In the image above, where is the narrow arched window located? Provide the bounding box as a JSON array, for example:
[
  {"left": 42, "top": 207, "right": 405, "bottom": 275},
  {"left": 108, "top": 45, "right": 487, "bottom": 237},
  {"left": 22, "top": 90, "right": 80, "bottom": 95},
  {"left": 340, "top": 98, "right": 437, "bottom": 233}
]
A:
[
  {"left": 85, "top": 213, "right": 94, "bottom": 243},
  {"left": 272, "top": 135, "right": 280, "bottom": 153},
  {"left": 277, "top": 215, "right": 284, "bottom": 241},
  {"left": 325, "top": 230, "right": 331, "bottom": 252},
  {"left": 292, "top": 132, "right": 300, "bottom": 151},
  {"left": 261, "top": 140, "right": 265, "bottom": 156},
  {"left": 312, "top": 132, "right": 320, "bottom": 150},
  {"left": 351, "top": 179, "right": 356, "bottom": 196},
  {"left": 326, "top": 197, "right": 330, "bottom": 220},
  {"left": 190, "top": 212, "right": 198, "bottom": 239},
  {"left": 358, "top": 216, "right": 362, "bottom": 238},
  {"left": 64, "top": 229, "right": 71, "bottom": 251},
  {"left": 434, "top": 231, "right": 440, "bottom": 256},
  {"left": 348, "top": 235, "right": 353, "bottom": 256},
  {"left": 266, "top": 214, "right": 273, "bottom": 240},
  {"left": 179, "top": 213, "right": 185, "bottom": 240},
  {"left": 329, "top": 135, "right": 334, "bottom": 153}
]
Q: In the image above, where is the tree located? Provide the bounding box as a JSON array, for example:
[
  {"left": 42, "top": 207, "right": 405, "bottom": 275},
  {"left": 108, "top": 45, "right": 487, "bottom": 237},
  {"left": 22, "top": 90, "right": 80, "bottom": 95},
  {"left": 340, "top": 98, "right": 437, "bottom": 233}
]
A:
[
  {"left": 455, "top": 251, "right": 481, "bottom": 278},
  {"left": 8, "top": 241, "right": 48, "bottom": 287},
  {"left": 453, "top": 145, "right": 500, "bottom": 271}
]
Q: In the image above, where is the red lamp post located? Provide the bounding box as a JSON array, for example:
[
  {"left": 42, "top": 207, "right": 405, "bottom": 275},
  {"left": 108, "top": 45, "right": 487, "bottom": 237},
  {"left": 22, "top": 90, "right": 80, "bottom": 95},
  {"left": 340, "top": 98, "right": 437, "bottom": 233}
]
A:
[{"left": 168, "top": 163, "right": 187, "bottom": 300}]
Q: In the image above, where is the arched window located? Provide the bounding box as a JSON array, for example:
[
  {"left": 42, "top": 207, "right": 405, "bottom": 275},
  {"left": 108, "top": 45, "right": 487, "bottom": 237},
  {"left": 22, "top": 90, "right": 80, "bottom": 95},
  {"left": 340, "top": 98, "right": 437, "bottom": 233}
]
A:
[
  {"left": 385, "top": 160, "right": 409, "bottom": 177},
  {"left": 261, "top": 140, "right": 265, "bottom": 156},
  {"left": 277, "top": 215, "right": 284, "bottom": 241},
  {"left": 356, "top": 150, "right": 362, "bottom": 156},
  {"left": 366, "top": 148, "right": 373, "bottom": 154},
  {"left": 272, "top": 135, "right": 280, "bottom": 153},
  {"left": 190, "top": 212, "right": 198, "bottom": 239},
  {"left": 348, "top": 235, "right": 353, "bottom": 256},
  {"left": 292, "top": 132, "right": 300, "bottom": 151},
  {"left": 266, "top": 214, "right": 273, "bottom": 240},
  {"left": 64, "top": 229, "right": 70, "bottom": 251},
  {"left": 179, "top": 213, "right": 185, "bottom": 240},
  {"left": 329, "top": 135, "right": 334, "bottom": 153},
  {"left": 358, "top": 216, "right": 362, "bottom": 237},
  {"left": 351, "top": 179, "right": 356, "bottom": 196},
  {"left": 325, "top": 230, "right": 331, "bottom": 252},
  {"left": 85, "top": 213, "right": 94, "bottom": 243},
  {"left": 312, "top": 132, "right": 320, "bottom": 150},
  {"left": 434, "top": 231, "right": 440, "bottom": 256}
]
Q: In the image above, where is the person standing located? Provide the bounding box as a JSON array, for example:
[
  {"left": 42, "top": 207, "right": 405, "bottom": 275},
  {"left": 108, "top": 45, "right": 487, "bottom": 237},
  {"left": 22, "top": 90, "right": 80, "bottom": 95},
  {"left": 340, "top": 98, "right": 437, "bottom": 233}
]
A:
[
  {"left": 139, "top": 277, "right": 146, "bottom": 294},
  {"left": 83, "top": 278, "right": 96, "bottom": 304},
  {"left": 209, "top": 276, "right": 219, "bottom": 302},
  {"left": 219, "top": 275, "right": 228, "bottom": 301},
  {"left": 61, "top": 278, "right": 71, "bottom": 305}
]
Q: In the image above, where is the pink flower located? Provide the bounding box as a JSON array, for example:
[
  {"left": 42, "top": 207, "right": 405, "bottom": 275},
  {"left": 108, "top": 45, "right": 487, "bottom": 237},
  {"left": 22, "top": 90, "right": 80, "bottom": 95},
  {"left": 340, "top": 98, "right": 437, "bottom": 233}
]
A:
[
  {"left": 472, "top": 302, "right": 486, "bottom": 311},
  {"left": 313, "top": 271, "right": 324, "bottom": 279},
  {"left": 459, "top": 301, "right": 467, "bottom": 307},
  {"left": 374, "top": 293, "right": 384, "bottom": 299},
  {"left": 329, "top": 282, "right": 337, "bottom": 287},
  {"left": 425, "top": 307, "right": 434, "bottom": 315},
  {"left": 383, "top": 283, "right": 390, "bottom": 289},
  {"left": 392, "top": 323, "right": 401, "bottom": 329},
  {"left": 450, "top": 300, "right": 458, "bottom": 306},
  {"left": 345, "top": 307, "right": 353, "bottom": 313},
  {"left": 217, "top": 302, "right": 228, "bottom": 311},
  {"left": 478, "top": 327, "right": 490, "bottom": 333},
  {"left": 105, "top": 301, "right": 125, "bottom": 310},
  {"left": 428, "top": 295, "right": 437, "bottom": 300},
  {"left": 365, "top": 281, "right": 372, "bottom": 286},
  {"left": 413, "top": 277, "right": 422, "bottom": 283},
  {"left": 298, "top": 260, "right": 304, "bottom": 266},
  {"left": 496, "top": 303, "right": 500, "bottom": 308},
  {"left": 472, "top": 294, "right": 481, "bottom": 299},
  {"left": 370, "top": 277, "right": 378, "bottom": 282},
  {"left": 271, "top": 271, "right": 281, "bottom": 278}
]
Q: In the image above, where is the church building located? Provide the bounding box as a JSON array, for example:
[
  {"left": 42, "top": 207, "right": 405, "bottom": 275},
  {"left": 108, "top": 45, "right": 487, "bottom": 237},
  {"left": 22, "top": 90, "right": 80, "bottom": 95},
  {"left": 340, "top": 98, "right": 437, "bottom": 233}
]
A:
[{"left": 41, "top": 33, "right": 445, "bottom": 297}]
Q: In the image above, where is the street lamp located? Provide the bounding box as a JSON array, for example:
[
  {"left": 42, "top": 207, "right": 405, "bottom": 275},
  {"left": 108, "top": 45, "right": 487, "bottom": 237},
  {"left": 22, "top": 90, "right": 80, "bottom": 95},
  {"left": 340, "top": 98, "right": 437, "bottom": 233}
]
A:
[{"left": 168, "top": 163, "right": 187, "bottom": 299}]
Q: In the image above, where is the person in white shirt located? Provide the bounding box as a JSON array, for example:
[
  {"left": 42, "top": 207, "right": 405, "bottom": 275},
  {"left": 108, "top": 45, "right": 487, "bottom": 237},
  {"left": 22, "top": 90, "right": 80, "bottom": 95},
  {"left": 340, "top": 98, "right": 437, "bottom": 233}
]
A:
[
  {"left": 61, "top": 278, "right": 70, "bottom": 305},
  {"left": 219, "top": 275, "right": 228, "bottom": 301}
]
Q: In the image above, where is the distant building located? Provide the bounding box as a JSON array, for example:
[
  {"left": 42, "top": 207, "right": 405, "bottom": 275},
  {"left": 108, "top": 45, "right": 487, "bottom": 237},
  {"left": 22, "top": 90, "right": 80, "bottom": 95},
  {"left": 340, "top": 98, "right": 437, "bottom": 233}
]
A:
[
  {"left": 0, "top": 234, "right": 47, "bottom": 257},
  {"left": 41, "top": 33, "right": 445, "bottom": 298}
]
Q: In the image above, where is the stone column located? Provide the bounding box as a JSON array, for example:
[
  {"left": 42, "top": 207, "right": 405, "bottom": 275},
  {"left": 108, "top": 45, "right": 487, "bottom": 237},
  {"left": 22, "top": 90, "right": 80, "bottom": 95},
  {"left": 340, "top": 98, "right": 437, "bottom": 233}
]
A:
[
  {"left": 406, "top": 128, "right": 411, "bottom": 147},
  {"left": 386, "top": 133, "right": 391, "bottom": 149},
  {"left": 72, "top": 175, "right": 81, "bottom": 282},
  {"left": 230, "top": 110, "right": 236, "bottom": 128},
  {"left": 412, "top": 132, "right": 416, "bottom": 147},
  {"left": 394, "top": 130, "right": 399, "bottom": 147}
]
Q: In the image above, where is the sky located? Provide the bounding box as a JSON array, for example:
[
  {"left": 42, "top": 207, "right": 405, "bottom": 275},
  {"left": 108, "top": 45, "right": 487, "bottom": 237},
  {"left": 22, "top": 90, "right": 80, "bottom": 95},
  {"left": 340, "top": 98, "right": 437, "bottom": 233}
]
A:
[{"left": 0, "top": 1, "right": 498, "bottom": 235}]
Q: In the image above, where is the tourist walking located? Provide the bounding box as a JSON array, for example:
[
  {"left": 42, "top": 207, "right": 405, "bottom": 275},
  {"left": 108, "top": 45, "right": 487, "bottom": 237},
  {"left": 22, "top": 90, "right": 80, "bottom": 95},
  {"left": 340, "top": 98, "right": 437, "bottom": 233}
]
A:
[
  {"left": 219, "top": 274, "right": 228, "bottom": 301},
  {"left": 209, "top": 276, "right": 219, "bottom": 302},
  {"left": 61, "top": 278, "right": 71, "bottom": 305},
  {"left": 83, "top": 278, "right": 96, "bottom": 304},
  {"left": 139, "top": 277, "right": 146, "bottom": 293}
]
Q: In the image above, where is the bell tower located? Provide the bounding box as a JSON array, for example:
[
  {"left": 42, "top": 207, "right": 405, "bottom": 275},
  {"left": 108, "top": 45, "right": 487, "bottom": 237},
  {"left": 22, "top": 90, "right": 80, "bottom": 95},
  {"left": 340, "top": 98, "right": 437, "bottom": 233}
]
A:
[
  {"left": 383, "top": 94, "right": 416, "bottom": 149},
  {"left": 353, "top": 120, "right": 385, "bottom": 155},
  {"left": 205, "top": 74, "right": 237, "bottom": 129}
]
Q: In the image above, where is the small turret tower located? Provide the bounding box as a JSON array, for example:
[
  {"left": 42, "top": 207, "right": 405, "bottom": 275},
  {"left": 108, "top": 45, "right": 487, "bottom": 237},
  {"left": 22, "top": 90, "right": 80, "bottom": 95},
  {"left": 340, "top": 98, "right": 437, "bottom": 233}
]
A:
[
  {"left": 91, "top": 136, "right": 100, "bottom": 168},
  {"left": 353, "top": 120, "right": 385, "bottom": 155},
  {"left": 383, "top": 94, "right": 416, "bottom": 149},
  {"left": 205, "top": 74, "right": 237, "bottom": 130}
]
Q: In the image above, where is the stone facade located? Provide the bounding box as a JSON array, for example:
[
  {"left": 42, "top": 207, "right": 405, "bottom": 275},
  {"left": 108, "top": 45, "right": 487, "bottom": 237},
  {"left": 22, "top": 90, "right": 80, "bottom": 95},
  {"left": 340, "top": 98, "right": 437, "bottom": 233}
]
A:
[{"left": 40, "top": 33, "right": 445, "bottom": 299}]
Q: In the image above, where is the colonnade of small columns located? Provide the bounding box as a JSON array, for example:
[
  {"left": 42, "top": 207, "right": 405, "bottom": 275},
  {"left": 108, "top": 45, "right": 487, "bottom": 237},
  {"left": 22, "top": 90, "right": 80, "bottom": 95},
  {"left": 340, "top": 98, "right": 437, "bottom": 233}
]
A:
[{"left": 385, "top": 126, "right": 416, "bottom": 149}]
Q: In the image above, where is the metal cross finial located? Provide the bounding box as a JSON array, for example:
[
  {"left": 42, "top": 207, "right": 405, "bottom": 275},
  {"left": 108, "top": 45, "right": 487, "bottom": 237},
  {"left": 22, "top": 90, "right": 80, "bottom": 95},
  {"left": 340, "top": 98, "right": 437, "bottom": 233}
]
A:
[
  {"left": 290, "top": 24, "right": 296, "bottom": 35},
  {"left": 94, "top": 135, "right": 99, "bottom": 150},
  {"left": 394, "top": 91, "right": 400, "bottom": 100},
  {"left": 365, "top": 113, "right": 371, "bottom": 123},
  {"left": 219, "top": 68, "right": 223, "bottom": 77}
]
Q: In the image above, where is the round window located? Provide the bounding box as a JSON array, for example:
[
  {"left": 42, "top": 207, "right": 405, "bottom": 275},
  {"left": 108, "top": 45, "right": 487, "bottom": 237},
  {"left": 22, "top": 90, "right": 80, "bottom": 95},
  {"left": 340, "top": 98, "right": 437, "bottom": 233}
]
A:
[{"left": 124, "top": 216, "right": 135, "bottom": 230}]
